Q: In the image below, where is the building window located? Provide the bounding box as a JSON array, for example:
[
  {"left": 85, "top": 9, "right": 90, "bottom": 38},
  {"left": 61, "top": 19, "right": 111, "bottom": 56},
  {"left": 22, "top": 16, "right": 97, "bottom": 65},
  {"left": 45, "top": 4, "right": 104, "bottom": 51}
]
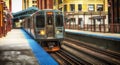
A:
[
  {"left": 32, "top": 5, "right": 37, "bottom": 7},
  {"left": 88, "top": 4, "right": 95, "bottom": 11},
  {"left": 64, "top": 5, "right": 67, "bottom": 12},
  {"left": 70, "top": 4, "right": 75, "bottom": 11},
  {"left": 54, "top": 0, "right": 56, "bottom": 5},
  {"left": 71, "top": 18, "right": 75, "bottom": 22},
  {"left": 59, "top": 8, "right": 62, "bottom": 11},
  {"left": 58, "top": 0, "right": 63, "bottom": 4},
  {"left": 97, "top": 4, "right": 103, "bottom": 11},
  {"left": 32, "top": 1, "right": 37, "bottom": 4},
  {"left": 78, "top": 18, "right": 82, "bottom": 25},
  {"left": 78, "top": 4, "right": 82, "bottom": 11}
]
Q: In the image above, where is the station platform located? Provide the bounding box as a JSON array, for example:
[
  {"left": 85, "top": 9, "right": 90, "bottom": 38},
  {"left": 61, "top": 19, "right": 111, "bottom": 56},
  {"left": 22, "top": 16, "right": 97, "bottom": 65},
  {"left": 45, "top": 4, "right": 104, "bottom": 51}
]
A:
[
  {"left": 65, "top": 29, "right": 120, "bottom": 41},
  {"left": 65, "top": 29, "right": 120, "bottom": 52},
  {"left": 0, "top": 29, "right": 58, "bottom": 65}
]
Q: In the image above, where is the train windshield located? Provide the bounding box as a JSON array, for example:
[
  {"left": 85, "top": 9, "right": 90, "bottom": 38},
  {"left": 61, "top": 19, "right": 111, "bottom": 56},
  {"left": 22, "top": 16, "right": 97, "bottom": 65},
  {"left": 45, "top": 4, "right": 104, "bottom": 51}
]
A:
[
  {"left": 47, "top": 14, "right": 54, "bottom": 25},
  {"left": 56, "top": 15, "right": 63, "bottom": 27},
  {"left": 36, "top": 15, "right": 45, "bottom": 28}
]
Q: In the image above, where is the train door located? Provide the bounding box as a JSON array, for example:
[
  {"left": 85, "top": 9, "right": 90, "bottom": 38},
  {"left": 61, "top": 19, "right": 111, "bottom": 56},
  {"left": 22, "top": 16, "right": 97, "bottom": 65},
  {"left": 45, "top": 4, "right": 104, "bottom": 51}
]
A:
[{"left": 46, "top": 12, "right": 55, "bottom": 38}]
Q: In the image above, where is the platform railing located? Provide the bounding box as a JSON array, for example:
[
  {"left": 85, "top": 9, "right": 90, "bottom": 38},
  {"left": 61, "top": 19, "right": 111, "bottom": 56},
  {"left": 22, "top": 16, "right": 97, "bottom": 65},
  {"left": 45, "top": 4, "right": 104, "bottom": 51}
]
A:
[
  {"left": 65, "top": 24, "right": 111, "bottom": 33},
  {"left": 109, "top": 24, "right": 120, "bottom": 33},
  {"left": 65, "top": 23, "right": 120, "bottom": 33}
]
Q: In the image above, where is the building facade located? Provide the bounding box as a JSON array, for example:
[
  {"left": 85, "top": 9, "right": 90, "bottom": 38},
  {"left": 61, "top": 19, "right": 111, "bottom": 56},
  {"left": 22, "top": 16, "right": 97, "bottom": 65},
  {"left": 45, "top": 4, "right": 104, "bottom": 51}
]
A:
[
  {"left": 22, "top": 0, "right": 37, "bottom": 10},
  {"left": 37, "top": 0, "right": 53, "bottom": 9},
  {"left": 54, "top": 0, "right": 108, "bottom": 12},
  {"left": 0, "top": 0, "right": 12, "bottom": 38},
  {"left": 22, "top": 0, "right": 53, "bottom": 10},
  {"left": 0, "top": 0, "right": 4, "bottom": 37},
  {"left": 4, "top": 0, "right": 12, "bottom": 12},
  {"left": 108, "top": 0, "right": 120, "bottom": 33},
  {"left": 54, "top": 0, "right": 108, "bottom": 32}
]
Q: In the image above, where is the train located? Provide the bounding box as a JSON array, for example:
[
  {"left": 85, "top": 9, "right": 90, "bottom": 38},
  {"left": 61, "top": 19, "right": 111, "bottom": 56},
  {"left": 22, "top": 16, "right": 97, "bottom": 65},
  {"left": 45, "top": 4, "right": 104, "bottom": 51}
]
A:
[{"left": 21, "top": 9, "right": 64, "bottom": 52}]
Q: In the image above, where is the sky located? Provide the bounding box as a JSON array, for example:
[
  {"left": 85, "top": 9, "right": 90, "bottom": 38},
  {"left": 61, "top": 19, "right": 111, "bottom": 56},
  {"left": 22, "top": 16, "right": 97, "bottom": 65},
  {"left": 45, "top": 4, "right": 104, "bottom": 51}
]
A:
[{"left": 12, "top": 0, "right": 22, "bottom": 13}]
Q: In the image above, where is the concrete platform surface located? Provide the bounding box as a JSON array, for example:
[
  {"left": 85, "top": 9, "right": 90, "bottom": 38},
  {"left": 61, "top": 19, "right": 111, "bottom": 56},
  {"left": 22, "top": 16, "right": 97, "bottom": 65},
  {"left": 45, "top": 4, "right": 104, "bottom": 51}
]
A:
[
  {"left": 65, "top": 29, "right": 120, "bottom": 38},
  {"left": 0, "top": 29, "right": 39, "bottom": 65},
  {"left": 65, "top": 29, "right": 120, "bottom": 41}
]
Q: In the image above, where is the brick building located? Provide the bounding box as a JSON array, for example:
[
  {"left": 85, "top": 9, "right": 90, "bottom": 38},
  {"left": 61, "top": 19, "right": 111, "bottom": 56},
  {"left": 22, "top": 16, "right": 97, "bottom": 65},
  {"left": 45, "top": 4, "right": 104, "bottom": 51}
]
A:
[
  {"left": 108, "top": 0, "right": 120, "bottom": 33},
  {"left": 37, "top": 0, "right": 53, "bottom": 9},
  {"left": 22, "top": 0, "right": 37, "bottom": 10}
]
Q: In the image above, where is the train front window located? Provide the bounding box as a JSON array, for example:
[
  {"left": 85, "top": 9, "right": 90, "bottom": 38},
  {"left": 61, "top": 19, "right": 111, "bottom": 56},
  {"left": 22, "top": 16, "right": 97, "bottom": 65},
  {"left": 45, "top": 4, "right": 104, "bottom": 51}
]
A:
[
  {"left": 36, "top": 15, "right": 45, "bottom": 28},
  {"left": 56, "top": 15, "right": 63, "bottom": 27},
  {"left": 47, "top": 15, "right": 54, "bottom": 25}
]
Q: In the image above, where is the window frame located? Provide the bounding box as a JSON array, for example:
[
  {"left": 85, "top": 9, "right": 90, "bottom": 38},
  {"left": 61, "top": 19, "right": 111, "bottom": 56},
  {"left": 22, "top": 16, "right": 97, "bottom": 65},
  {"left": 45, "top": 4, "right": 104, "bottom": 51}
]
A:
[
  {"left": 36, "top": 15, "right": 45, "bottom": 28},
  {"left": 64, "top": 5, "right": 67, "bottom": 12},
  {"left": 88, "top": 4, "right": 95, "bottom": 11},
  {"left": 97, "top": 4, "right": 103, "bottom": 11},
  {"left": 78, "top": 4, "right": 82, "bottom": 11},
  {"left": 56, "top": 15, "right": 63, "bottom": 27},
  {"left": 70, "top": 4, "right": 75, "bottom": 11}
]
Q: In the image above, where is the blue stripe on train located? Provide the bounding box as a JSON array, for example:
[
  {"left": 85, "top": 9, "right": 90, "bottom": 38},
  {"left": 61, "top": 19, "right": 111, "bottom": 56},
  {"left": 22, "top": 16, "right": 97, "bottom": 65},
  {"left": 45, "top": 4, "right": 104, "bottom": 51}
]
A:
[{"left": 21, "top": 29, "right": 58, "bottom": 65}]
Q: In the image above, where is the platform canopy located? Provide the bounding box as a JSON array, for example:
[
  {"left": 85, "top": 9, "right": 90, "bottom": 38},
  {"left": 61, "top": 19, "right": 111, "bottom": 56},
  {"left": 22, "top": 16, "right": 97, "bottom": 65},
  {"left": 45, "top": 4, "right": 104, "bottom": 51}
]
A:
[{"left": 12, "top": 7, "right": 39, "bottom": 21}]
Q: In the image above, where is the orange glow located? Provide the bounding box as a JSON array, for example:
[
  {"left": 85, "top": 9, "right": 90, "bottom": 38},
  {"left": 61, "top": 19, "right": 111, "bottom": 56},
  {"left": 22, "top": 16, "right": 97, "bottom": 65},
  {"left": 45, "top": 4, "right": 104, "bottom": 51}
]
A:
[
  {"left": 44, "top": 47, "right": 60, "bottom": 52},
  {"left": 47, "top": 12, "right": 53, "bottom": 15}
]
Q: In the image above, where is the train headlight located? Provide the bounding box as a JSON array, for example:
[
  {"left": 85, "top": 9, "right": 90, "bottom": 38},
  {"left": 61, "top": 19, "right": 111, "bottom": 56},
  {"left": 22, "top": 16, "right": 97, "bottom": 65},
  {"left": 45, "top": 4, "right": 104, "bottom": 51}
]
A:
[
  {"left": 56, "top": 30, "right": 60, "bottom": 34},
  {"left": 56, "top": 30, "right": 62, "bottom": 34},
  {"left": 40, "top": 30, "right": 45, "bottom": 35}
]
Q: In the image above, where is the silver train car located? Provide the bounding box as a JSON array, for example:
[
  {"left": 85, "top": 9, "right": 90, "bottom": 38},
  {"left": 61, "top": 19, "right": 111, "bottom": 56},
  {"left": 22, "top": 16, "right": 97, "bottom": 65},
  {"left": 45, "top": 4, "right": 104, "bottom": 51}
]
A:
[{"left": 22, "top": 9, "right": 64, "bottom": 52}]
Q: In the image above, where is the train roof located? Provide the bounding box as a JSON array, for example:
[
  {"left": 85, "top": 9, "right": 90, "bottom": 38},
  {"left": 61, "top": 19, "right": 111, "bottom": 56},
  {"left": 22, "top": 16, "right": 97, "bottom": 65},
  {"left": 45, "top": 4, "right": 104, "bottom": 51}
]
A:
[{"left": 30, "top": 9, "right": 63, "bottom": 16}]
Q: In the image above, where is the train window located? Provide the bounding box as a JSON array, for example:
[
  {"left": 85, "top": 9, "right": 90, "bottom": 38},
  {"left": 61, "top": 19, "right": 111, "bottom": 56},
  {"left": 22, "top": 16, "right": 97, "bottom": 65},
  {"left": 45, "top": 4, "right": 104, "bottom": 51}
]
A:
[
  {"left": 47, "top": 15, "right": 54, "bottom": 25},
  {"left": 36, "top": 15, "right": 45, "bottom": 28},
  {"left": 56, "top": 15, "right": 63, "bottom": 27},
  {"left": 27, "top": 18, "right": 31, "bottom": 28}
]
